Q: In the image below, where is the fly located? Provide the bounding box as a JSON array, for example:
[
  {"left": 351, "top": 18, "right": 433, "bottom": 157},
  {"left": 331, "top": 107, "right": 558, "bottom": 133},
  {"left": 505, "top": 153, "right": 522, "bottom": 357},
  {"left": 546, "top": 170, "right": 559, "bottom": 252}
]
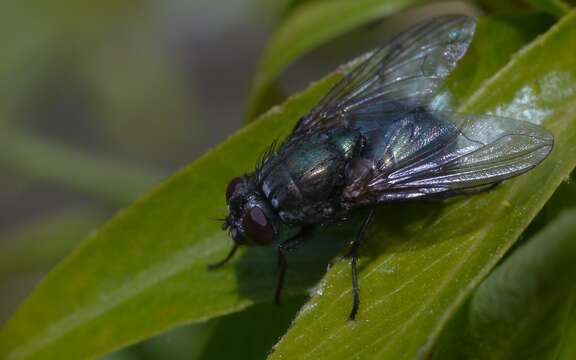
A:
[{"left": 209, "top": 15, "right": 554, "bottom": 320}]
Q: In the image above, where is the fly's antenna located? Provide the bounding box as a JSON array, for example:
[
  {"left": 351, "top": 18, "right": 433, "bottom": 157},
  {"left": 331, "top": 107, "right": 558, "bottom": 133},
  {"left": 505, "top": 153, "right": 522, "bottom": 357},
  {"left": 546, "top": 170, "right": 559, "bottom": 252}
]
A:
[{"left": 210, "top": 216, "right": 229, "bottom": 230}]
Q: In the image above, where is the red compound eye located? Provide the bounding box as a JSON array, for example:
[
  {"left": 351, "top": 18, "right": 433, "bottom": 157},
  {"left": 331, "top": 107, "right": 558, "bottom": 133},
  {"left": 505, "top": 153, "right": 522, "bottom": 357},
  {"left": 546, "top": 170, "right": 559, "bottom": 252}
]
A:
[
  {"left": 226, "top": 177, "right": 243, "bottom": 203},
  {"left": 242, "top": 207, "right": 273, "bottom": 245}
]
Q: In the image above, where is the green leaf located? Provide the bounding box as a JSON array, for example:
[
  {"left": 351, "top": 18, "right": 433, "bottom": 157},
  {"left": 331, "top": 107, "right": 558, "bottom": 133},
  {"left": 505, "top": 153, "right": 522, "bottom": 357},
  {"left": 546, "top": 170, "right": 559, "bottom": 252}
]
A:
[
  {"left": 106, "top": 321, "right": 215, "bottom": 360},
  {"left": 246, "top": 0, "right": 423, "bottom": 120},
  {"left": 107, "top": 296, "right": 306, "bottom": 360},
  {"left": 199, "top": 296, "right": 307, "bottom": 359},
  {"left": 526, "top": 0, "right": 572, "bottom": 17},
  {"left": 558, "top": 304, "right": 576, "bottom": 360},
  {"left": 478, "top": 0, "right": 572, "bottom": 17},
  {"left": 524, "top": 170, "right": 575, "bottom": 237},
  {"left": 444, "top": 11, "right": 555, "bottom": 106},
  {"left": 431, "top": 210, "right": 576, "bottom": 360},
  {"left": 270, "top": 11, "right": 576, "bottom": 360},
  {"left": 0, "top": 71, "right": 350, "bottom": 359}
]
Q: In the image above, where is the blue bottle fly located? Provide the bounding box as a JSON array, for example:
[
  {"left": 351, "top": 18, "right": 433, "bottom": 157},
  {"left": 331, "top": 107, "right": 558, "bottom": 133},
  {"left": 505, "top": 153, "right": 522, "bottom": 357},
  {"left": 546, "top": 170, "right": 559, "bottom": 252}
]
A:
[{"left": 210, "top": 15, "right": 554, "bottom": 320}]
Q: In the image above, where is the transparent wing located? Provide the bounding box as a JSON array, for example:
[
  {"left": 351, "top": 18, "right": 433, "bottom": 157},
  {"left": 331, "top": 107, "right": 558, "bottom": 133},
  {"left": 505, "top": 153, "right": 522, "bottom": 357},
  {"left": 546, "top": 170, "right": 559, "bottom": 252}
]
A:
[
  {"left": 344, "top": 111, "right": 554, "bottom": 205},
  {"left": 294, "top": 15, "right": 476, "bottom": 135}
]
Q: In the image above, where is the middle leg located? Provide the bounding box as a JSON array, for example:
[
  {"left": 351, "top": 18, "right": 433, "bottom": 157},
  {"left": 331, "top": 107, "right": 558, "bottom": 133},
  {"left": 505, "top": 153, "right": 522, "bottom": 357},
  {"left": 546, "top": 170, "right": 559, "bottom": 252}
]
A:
[
  {"left": 347, "top": 208, "right": 376, "bottom": 320},
  {"left": 275, "top": 227, "right": 313, "bottom": 304}
]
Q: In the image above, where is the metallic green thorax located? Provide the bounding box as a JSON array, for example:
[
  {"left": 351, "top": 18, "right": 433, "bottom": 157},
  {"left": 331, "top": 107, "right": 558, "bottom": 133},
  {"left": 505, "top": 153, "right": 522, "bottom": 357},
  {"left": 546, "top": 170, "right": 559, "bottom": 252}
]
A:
[{"left": 256, "top": 127, "right": 363, "bottom": 227}]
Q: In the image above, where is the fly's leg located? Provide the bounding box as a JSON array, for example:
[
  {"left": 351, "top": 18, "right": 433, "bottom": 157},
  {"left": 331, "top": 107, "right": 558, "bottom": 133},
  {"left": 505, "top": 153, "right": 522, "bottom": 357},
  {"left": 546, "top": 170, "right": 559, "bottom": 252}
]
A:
[
  {"left": 346, "top": 208, "right": 376, "bottom": 320},
  {"left": 275, "top": 227, "right": 312, "bottom": 304},
  {"left": 275, "top": 245, "right": 289, "bottom": 305},
  {"left": 207, "top": 244, "right": 239, "bottom": 270}
]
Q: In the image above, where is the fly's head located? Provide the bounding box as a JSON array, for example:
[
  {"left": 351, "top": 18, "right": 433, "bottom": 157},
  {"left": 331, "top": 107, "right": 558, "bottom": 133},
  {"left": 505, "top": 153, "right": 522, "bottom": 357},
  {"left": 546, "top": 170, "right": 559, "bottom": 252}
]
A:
[{"left": 223, "top": 175, "right": 277, "bottom": 246}]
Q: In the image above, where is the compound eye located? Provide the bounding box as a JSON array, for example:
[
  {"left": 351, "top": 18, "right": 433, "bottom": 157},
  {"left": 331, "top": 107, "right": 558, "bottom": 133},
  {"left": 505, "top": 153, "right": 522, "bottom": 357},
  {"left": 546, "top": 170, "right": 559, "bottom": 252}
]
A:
[
  {"left": 242, "top": 207, "right": 274, "bottom": 245},
  {"left": 226, "top": 177, "right": 243, "bottom": 203}
]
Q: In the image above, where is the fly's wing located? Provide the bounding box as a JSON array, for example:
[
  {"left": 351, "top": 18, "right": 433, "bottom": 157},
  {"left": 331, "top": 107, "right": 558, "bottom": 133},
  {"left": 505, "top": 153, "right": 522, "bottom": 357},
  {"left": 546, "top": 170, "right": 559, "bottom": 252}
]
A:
[
  {"left": 294, "top": 15, "right": 476, "bottom": 134},
  {"left": 343, "top": 111, "right": 554, "bottom": 205}
]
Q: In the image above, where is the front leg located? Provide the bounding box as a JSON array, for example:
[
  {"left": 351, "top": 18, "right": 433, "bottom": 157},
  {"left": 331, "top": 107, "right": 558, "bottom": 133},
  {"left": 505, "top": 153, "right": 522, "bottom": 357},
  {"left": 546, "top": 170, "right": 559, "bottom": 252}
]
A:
[
  {"left": 207, "top": 244, "right": 239, "bottom": 270},
  {"left": 275, "top": 227, "right": 313, "bottom": 304}
]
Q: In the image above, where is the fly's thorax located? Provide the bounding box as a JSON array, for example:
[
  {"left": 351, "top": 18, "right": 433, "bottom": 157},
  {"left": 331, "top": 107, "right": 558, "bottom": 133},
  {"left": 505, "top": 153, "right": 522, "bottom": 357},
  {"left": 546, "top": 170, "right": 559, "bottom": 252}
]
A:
[{"left": 257, "top": 127, "right": 364, "bottom": 225}]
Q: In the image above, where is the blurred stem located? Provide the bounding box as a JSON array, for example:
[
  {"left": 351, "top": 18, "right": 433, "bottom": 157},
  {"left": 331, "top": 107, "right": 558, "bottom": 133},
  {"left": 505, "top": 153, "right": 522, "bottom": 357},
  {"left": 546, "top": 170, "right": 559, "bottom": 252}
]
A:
[
  {"left": 0, "top": 128, "right": 165, "bottom": 206},
  {"left": 526, "top": 0, "right": 572, "bottom": 17},
  {"left": 0, "top": 207, "right": 104, "bottom": 280}
]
